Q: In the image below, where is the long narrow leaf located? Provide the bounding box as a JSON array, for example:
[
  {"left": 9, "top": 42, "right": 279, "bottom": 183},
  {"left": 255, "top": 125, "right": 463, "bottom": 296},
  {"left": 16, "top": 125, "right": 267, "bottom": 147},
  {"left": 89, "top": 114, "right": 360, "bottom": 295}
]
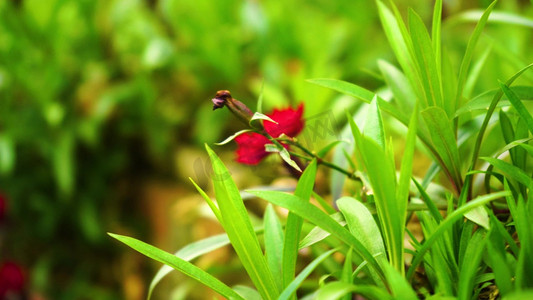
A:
[
  {"left": 500, "top": 82, "right": 533, "bottom": 135},
  {"left": 455, "top": 0, "right": 498, "bottom": 110},
  {"left": 206, "top": 145, "right": 279, "bottom": 300},
  {"left": 148, "top": 233, "right": 231, "bottom": 299},
  {"left": 264, "top": 204, "right": 284, "bottom": 291},
  {"left": 109, "top": 233, "right": 244, "bottom": 300},
  {"left": 282, "top": 159, "right": 317, "bottom": 289}
]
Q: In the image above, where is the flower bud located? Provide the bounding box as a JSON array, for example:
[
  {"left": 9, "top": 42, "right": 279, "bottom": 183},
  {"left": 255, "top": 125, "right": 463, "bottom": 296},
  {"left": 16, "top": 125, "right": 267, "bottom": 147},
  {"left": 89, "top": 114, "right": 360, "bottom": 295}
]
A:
[{"left": 212, "top": 90, "right": 253, "bottom": 125}]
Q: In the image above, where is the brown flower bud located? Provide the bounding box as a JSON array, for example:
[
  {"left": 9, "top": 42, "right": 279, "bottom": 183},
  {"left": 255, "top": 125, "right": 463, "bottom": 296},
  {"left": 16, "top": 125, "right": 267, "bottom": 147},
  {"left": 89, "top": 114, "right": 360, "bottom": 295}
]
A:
[{"left": 212, "top": 90, "right": 253, "bottom": 125}]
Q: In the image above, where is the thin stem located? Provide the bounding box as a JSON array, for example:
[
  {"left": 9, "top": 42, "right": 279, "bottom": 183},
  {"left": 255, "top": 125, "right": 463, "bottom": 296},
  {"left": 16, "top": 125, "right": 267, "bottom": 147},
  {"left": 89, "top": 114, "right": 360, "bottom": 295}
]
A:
[{"left": 280, "top": 138, "right": 361, "bottom": 182}]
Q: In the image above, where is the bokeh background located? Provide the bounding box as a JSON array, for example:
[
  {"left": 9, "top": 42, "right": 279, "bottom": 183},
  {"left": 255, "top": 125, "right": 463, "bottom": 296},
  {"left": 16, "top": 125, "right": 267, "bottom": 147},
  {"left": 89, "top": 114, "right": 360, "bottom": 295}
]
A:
[{"left": 0, "top": 0, "right": 532, "bottom": 299}]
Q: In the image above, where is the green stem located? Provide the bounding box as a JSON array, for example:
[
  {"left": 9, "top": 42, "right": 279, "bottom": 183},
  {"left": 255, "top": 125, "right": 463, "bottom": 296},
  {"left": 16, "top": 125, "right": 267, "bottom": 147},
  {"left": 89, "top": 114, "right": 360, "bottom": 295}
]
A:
[{"left": 282, "top": 138, "right": 361, "bottom": 182}]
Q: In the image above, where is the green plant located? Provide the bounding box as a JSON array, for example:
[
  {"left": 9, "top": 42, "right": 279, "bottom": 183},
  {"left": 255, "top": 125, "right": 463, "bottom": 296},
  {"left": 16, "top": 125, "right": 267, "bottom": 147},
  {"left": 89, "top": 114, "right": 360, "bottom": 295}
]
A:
[{"left": 110, "top": 0, "right": 533, "bottom": 299}]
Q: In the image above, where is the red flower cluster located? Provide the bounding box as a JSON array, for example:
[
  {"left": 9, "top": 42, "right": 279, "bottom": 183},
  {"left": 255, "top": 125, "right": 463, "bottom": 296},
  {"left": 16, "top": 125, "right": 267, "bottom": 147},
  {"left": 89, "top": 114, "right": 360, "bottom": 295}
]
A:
[{"left": 235, "top": 104, "right": 304, "bottom": 165}]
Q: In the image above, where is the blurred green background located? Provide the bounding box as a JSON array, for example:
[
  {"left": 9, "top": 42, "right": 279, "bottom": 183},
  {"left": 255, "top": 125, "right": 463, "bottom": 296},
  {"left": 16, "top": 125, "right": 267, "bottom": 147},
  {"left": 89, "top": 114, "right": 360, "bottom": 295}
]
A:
[{"left": 0, "top": 0, "right": 531, "bottom": 299}]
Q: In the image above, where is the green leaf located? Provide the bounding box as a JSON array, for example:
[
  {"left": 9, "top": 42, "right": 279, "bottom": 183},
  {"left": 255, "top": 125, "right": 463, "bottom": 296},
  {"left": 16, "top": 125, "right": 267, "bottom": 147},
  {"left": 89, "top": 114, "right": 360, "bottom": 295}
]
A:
[
  {"left": 409, "top": 9, "right": 443, "bottom": 109},
  {"left": 500, "top": 82, "right": 533, "bottom": 135},
  {"left": 248, "top": 190, "right": 386, "bottom": 283},
  {"left": 377, "top": 59, "right": 416, "bottom": 115},
  {"left": 396, "top": 103, "right": 419, "bottom": 230},
  {"left": 307, "top": 79, "right": 374, "bottom": 103},
  {"left": 205, "top": 144, "right": 279, "bottom": 300},
  {"left": 251, "top": 112, "right": 278, "bottom": 124},
  {"left": 422, "top": 106, "right": 462, "bottom": 192},
  {"left": 279, "top": 147, "right": 302, "bottom": 172},
  {"left": 337, "top": 197, "right": 385, "bottom": 257},
  {"left": 349, "top": 112, "right": 402, "bottom": 273},
  {"left": 431, "top": 0, "right": 443, "bottom": 72},
  {"left": 363, "top": 96, "right": 386, "bottom": 149},
  {"left": 463, "top": 43, "right": 492, "bottom": 98},
  {"left": 446, "top": 10, "right": 533, "bottom": 29},
  {"left": 457, "top": 229, "right": 487, "bottom": 300},
  {"left": 0, "top": 134, "right": 15, "bottom": 175},
  {"left": 413, "top": 178, "right": 443, "bottom": 223},
  {"left": 53, "top": 131, "right": 75, "bottom": 198},
  {"left": 148, "top": 233, "right": 232, "bottom": 299},
  {"left": 504, "top": 290, "right": 533, "bottom": 300},
  {"left": 407, "top": 191, "right": 510, "bottom": 281},
  {"left": 481, "top": 157, "right": 533, "bottom": 188},
  {"left": 312, "top": 191, "right": 337, "bottom": 215},
  {"left": 455, "top": 86, "right": 533, "bottom": 117},
  {"left": 264, "top": 204, "right": 284, "bottom": 291},
  {"left": 299, "top": 212, "right": 345, "bottom": 249},
  {"left": 109, "top": 233, "right": 244, "bottom": 300},
  {"left": 464, "top": 206, "right": 490, "bottom": 230},
  {"left": 215, "top": 129, "right": 254, "bottom": 145},
  {"left": 467, "top": 63, "right": 533, "bottom": 199},
  {"left": 317, "top": 140, "right": 346, "bottom": 158},
  {"left": 454, "top": 0, "right": 498, "bottom": 110},
  {"left": 382, "top": 262, "right": 418, "bottom": 300},
  {"left": 341, "top": 247, "right": 354, "bottom": 300},
  {"left": 486, "top": 216, "right": 513, "bottom": 296},
  {"left": 189, "top": 178, "right": 222, "bottom": 222},
  {"left": 316, "top": 281, "right": 393, "bottom": 300},
  {"left": 375, "top": 0, "right": 420, "bottom": 102},
  {"left": 233, "top": 285, "right": 262, "bottom": 300},
  {"left": 278, "top": 249, "right": 336, "bottom": 300},
  {"left": 282, "top": 159, "right": 317, "bottom": 289}
]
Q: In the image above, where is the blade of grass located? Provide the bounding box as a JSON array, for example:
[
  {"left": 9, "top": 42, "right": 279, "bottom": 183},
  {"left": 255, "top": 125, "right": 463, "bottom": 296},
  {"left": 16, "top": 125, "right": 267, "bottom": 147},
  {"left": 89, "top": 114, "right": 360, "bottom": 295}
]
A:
[
  {"left": 431, "top": 0, "right": 442, "bottom": 73},
  {"left": 264, "top": 204, "right": 284, "bottom": 291},
  {"left": 148, "top": 233, "right": 231, "bottom": 299},
  {"left": 454, "top": 0, "right": 498, "bottom": 111},
  {"left": 109, "top": 233, "right": 244, "bottom": 300},
  {"left": 500, "top": 82, "right": 533, "bottom": 135},
  {"left": 282, "top": 159, "right": 317, "bottom": 290},
  {"left": 341, "top": 247, "right": 354, "bottom": 300},
  {"left": 409, "top": 9, "right": 443, "bottom": 109},
  {"left": 206, "top": 144, "right": 279, "bottom": 300}
]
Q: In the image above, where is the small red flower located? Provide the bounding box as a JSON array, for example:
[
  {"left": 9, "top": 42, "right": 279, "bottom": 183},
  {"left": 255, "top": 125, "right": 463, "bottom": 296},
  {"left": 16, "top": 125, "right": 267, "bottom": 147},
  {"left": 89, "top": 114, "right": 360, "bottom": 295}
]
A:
[
  {"left": 235, "top": 104, "right": 304, "bottom": 165},
  {"left": 0, "top": 261, "right": 25, "bottom": 298}
]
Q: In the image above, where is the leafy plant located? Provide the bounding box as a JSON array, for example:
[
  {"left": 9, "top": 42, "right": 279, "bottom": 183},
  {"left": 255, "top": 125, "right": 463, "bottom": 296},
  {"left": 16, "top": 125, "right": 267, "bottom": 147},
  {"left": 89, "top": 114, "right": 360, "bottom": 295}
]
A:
[{"left": 110, "top": 0, "right": 533, "bottom": 299}]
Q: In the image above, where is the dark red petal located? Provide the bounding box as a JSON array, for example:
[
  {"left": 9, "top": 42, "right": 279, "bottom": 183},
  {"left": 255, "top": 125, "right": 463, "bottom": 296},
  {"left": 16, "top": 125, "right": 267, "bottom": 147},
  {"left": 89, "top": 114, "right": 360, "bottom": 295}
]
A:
[
  {"left": 264, "top": 103, "right": 304, "bottom": 138},
  {"left": 235, "top": 133, "right": 271, "bottom": 165}
]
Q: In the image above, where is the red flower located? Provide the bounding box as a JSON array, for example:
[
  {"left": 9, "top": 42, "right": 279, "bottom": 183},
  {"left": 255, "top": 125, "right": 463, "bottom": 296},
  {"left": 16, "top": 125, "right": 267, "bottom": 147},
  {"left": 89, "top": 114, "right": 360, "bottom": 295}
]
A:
[
  {"left": 235, "top": 104, "right": 304, "bottom": 165},
  {"left": 0, "top": 261, "right": 25, "bottom": 298}
]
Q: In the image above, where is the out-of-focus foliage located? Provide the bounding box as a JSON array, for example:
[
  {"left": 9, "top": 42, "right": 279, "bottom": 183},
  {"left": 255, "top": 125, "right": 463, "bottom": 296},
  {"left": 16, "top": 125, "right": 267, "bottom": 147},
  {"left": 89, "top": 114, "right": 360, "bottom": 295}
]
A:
[{"left": 0, "top": 0, "right": 532, "bottom": 299}]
